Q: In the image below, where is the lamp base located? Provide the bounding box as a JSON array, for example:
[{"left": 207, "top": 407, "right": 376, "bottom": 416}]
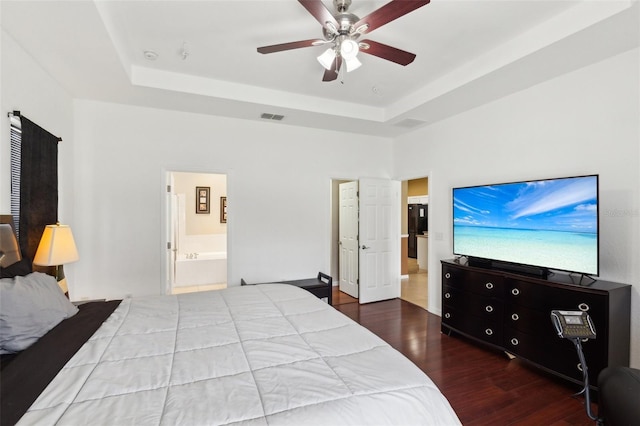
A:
[{"left": 55, "top": 264, "right": 69, "bottom": 297}]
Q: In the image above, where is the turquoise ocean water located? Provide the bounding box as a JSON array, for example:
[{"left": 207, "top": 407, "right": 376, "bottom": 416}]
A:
[{"left": 454, "top": 226, "right": 598, "bottom": 274}]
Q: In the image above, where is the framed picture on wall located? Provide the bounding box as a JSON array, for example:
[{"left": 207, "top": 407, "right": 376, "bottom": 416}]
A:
[
  {"left": 196, "top": 186, "right": 210, "bottom": 214},
  {"left": 220, "top": 197, "right": 227, "bottom": 223}
]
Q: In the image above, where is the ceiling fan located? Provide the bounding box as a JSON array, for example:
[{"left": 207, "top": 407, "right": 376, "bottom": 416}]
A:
[{"left": 257, "top": 0, "right": 430, "bottom": 82}]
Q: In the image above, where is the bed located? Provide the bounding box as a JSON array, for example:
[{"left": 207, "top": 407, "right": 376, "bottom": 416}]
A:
[{"left": 1, "top": 276, "right": 460, "bottom": 425}]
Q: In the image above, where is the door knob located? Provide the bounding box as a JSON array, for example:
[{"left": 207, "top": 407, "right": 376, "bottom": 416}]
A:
[{"left": 361, "top": 245, "right": 370, "bottom": 250}]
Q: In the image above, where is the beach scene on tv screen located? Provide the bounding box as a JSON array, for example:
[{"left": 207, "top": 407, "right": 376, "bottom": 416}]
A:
[{"left": 453, "top": 176, "right": 598, "bottom": 274}]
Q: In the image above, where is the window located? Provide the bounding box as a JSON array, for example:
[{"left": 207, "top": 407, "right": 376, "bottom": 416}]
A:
[{"left": 9, "top": 116, "right": 21, "bottom": 238}]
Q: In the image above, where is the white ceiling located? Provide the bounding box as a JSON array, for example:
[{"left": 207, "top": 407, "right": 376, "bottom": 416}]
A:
[{"left": 1, "top": 0, "right": 638, "bottom": 137}]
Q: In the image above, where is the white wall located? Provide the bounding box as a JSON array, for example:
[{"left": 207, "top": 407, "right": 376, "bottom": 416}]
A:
[
  {"left": 393, "top": 48, "right": 640, "bottom": 367},
  {"left": 0, "top": 29, "right": 74, "bottom": 220},
  {"left": 72, "top": 100, "right": 392, "bottom": 300}
]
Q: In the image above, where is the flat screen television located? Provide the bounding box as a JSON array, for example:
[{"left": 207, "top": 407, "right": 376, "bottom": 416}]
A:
[{"left": 452, "top": 174, "right": 599, "bottom": 277}]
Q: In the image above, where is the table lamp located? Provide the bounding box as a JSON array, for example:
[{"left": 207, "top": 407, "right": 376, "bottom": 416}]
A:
[{"left": 33, "top": 223, "right": 79, "bottom": 295}]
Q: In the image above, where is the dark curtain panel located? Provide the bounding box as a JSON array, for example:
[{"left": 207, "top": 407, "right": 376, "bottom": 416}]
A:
[{"left": 18, "top": 117, "right": 59, "bottom": 262}]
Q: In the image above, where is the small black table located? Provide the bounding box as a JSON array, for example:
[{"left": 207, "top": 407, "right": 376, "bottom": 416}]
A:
[{"left": 241, "top": 272, "right": 333, "bottom": 305}]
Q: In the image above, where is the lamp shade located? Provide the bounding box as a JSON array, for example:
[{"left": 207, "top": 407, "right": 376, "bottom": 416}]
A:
[
  {"left": 340, "top": 39, "right": 359, "bottom": 59},
  {"left": 339, "top": 39, "right": 361, "bottom": 72},
  {"left": 33, "top": 224, "right": 79, "bottom": 266},
  {"left": 317, "top": 48, "right": 336, "bottom": 70},
  {"left": 343, "top": 56, "right": 362, "bottom": 72}
]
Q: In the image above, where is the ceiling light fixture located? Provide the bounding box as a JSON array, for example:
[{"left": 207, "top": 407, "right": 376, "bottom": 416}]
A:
[
  {"left": 317, "top": 37, "right": 361, "bottom": 73},
  {"left": 257, "top": 0, "right": 428, "bottom": 82},
  {"left": 143, "top": 50, "right": 158, "bottom": 61}
]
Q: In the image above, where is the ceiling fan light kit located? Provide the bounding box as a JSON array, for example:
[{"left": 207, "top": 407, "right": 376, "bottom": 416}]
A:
[
  {"left": 317, "top": 47, "right": 337, "bottom": 70},
  {"left": 340, "top": 38, "right": 359, "bottom": 59},
  {"left": 257, "top": 0, "right": 430, "bottom": 82},
  {"left": 341, "top": 39, "right": 362, "bottom": 72}
]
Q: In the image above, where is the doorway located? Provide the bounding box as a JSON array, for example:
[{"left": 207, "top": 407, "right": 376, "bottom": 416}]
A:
[
  {"left": 166, "top": 171, "right": 228, "bottom": 295},
  {"left": 330, "top": 178, "right": 401, "bottom": 304},
  {"left": 401, "top": 177, "right": 428, "bottom": 310}
]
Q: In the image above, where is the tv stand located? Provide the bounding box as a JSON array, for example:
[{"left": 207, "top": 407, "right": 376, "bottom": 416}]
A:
[
  {"left": 568, "top": 273, "right": 597, "bottom": 287},
  {"left": 441, "top": 258, "right": 631, "bottom": 390},
  {"left": 467, "top": 257, "right": 548, "bottom": 279}
]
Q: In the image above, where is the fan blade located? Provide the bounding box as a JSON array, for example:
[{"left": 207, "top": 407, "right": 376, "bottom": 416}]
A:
[
  {"left": 359, "top": 40, "right": 416, "bottom": 66},
  {"left": 322, "top": 56, "right": 342, "bottom": 82},
  {"left": 257, "top": 39, "right": 324, "bottom": 54},
  {"left": 298, "top": 0, "right": 339, "bottom": 30},
  {"left": 354, "top": 0, "right": 430, "bottom": 34}
]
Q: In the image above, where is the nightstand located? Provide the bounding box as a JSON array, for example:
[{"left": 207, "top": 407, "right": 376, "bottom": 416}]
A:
[{"left": 241, "top": 272, "right": 333, "bottom": 305}]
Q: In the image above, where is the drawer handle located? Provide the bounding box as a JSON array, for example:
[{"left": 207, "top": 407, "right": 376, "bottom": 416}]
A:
[
  {"left": 445, "top": 272, "right": 451, "bottom": 279},
  {"left": 485, "top": 328, "right": 493, "bottom": 336},
  {"left": 485, "top": 305, "right": 494, "bottom": 313},
  {"left": 511, "top": 288, "right": 520, "bottom": 296},
  {"left": 511, "top": 313, "right": 519, "bottom": 321},
  {"left": 485, "top": 282, "right": 494, "bottom": 290},
  {"left": 578, "top": 303, "right": 589, "bottom": 312},
  {"left": 510, "top": 338, "right": 519, "bottom": 346},
  {"left": 444, "top": 292, "right": 451, "bottom": 299},
  {"left": 444, "top": 313, "right": 451, "bottom": 319}
]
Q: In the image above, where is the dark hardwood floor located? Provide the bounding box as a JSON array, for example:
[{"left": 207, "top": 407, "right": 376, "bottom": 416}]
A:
[{"left": 332, "top": 288, "right": 596, "bottom": 425}]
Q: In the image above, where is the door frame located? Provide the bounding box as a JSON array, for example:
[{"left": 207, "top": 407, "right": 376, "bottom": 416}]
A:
[
  {"left": 329, "top": 177, "right": 359, "bottom": 296},
  {"left": 396, "top": 171, "right": 435, "bottom": 313},
  {"left": 338, "top": 180, "right": 359, "bottom": 298},
  {"left": 161, "top": 168, "right": 231, "bottom": 295}
]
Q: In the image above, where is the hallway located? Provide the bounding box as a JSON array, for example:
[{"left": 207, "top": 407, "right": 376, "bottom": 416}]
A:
[{"left": 401, "top": 257, "right": 427, "bottom": 310}]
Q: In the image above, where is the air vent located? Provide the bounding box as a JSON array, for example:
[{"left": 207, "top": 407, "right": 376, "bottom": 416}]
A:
[
  {"left": 394, "top": 118, "right": 425, "bottom": 128},
  {"left": 261, "top": 113, "right": 284, "bottom": 121}
]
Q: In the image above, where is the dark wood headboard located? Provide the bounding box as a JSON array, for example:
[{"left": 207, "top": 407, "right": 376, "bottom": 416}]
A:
[{"left": 0, "top": 215, "right": 15, "bottom": 231}]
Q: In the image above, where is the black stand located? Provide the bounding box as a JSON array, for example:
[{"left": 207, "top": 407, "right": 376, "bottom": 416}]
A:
[
  {"left": 571, "top": 338, "right": 601, "bottom": 424},
  {"left": 568, "top": 273, "right": 597, "bottom": 286}
]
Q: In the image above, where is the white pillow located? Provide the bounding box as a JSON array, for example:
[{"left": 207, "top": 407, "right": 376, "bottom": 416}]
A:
[{"left": 0, "top": 272, "right": 78, "bottom": 354}]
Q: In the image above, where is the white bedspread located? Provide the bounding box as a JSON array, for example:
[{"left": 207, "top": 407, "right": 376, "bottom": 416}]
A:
[{"left": 19, "top": 284, "right": 460, "bottom": 425}]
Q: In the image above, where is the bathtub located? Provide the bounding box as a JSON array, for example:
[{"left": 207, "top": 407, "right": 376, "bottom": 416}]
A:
[{"left": 174, "top": 251, "right": 227, "bottom": 286}]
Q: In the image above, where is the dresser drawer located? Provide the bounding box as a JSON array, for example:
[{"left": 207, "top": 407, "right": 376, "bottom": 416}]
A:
[
  {"left": 443, "top": 285, "right": 502, "bottom": 320},
  {"left": 542, "top": 339, "right": 605, "bottom": 385},
  {"left": 442, "top": 265, "right": 503, "bottom": 297},
  {"left": 505, "top": 278, "right": 604, "bottom": 313},
  {"left": 503, "top": 328, "right": 544, "bottom": 364},
  {"left": 504, "top": 304, "right": 549, "bottom": 335},
  {"left": 442, "top": 305, "right": 502, "bottom": 346}
]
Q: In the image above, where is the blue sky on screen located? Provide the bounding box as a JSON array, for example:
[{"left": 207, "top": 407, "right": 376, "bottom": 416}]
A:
[{"left": 453, "top": 176, "right": 598, "bottom": 233}]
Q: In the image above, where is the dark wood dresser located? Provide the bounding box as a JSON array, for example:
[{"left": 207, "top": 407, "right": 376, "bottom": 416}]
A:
[{"left": 441, "top": 258, "right": 630, "bottom": 390}]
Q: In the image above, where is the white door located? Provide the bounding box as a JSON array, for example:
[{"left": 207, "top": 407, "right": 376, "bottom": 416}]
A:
[
  {"left": 339, "top": 181, "right": 359, "bottom": 298},
  {"left": 358, "top": 178, "right": 400, "bottom": 304}
]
